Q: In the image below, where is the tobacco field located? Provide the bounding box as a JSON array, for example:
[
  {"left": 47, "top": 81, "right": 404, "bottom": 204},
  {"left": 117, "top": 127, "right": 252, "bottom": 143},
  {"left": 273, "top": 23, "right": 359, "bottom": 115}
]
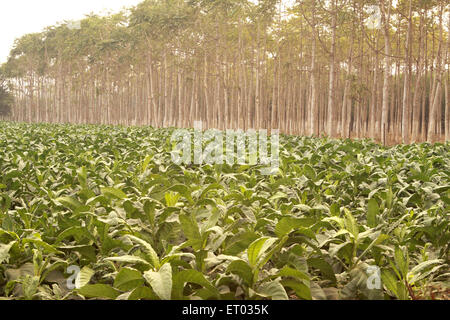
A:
[{"left": 0, "top": 121, "right": 448, "bottom": 300}]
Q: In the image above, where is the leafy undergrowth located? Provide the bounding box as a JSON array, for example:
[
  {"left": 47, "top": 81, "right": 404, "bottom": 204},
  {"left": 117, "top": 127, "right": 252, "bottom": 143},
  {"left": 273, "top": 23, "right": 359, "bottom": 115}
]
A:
[{"left": 0, "top": 121, "right": 448, "bottom": 300}]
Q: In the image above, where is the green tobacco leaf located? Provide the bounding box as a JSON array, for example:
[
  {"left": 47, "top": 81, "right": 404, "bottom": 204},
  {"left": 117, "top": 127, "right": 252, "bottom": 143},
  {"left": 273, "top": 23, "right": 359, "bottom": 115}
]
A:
[
  {"left": 172, "top": 269, "right": 219, "bottom": 299},
  {"left": 354, "top": 232, "right": 389, "bottom": 264},
  {"left": 75, "top": 266, "right": 95, "bottom": 289},
  {"left": 275, "top": 217, "right": 315, "bottom": 237},
  {"left": 226, "top": 260, "right": 253, "bottom": 285},
  {"left": 21, "top": 275, "right": 40, "bottom": 300},
  {"left": 76, "top": 166, "right": 88, "bottom": 188},
  {"left": 247, "top": 237, "right": 277, "bottom": 268},
  {"left": 101, "top": 187, "right": 127, "bottom": 200},
  {"left": 307, "top": 258, "right": 337, "bottom": 285},
  {"left": 114, "top": 268, "right": 144, "bottom": 291},
  {"left": 169, "top": 184, "right": 193, "bottom": 203},
  {"left": 343, "top": 209, "right": 359, "bottom": 239},
  {"left": 179, "top": 214, "right": 202, "bottom": 250},
  {"left": 367, "top": 198, "right": 379, "bottom": 228},
  {"left": 278, "top": 266, "right": 310, "bottom": 282},
  {"left": 59, "top": 245, "right": 97, "bottom": 262},
  {"left": 143, "top": 263, "right": 172, "bottom": 300},
  {"left": 381, "top": 269, "right": 399, "bottom": 297},
  {"left": 394, "top": 247, "right": 408, "bottom": 279},
  {"left": 408, "top": 259, "right": 444, "bottom": 283},
  {"left": 142, "top": 155, "right": 153, "bottom": 172},
  {"left": 0, "top": 241, "right": 15, "bottom": 264},
  {"left": 256, "top": 280, "right": 288, "bottom": 300},
  {"left": 56, "top": 226, "right": 94, "bottom": 243},
  {"left": 281, "top": 279, "right": 312, "bottom": 300},
  {"left": 78, "top": 284, "right": 121, "bottom": 299},
  {"left": 128, "top": 286, "right": 158, "bottom": 300},
  {"left": 386, "top": 187, "right": 393, "bottom": 209},
  {"left": 165, "top": 192, "right": 180, "bottom": 207},
  {"left": 127, "top": 235, "right": 160, "bottom": 268},
  {"left": 22, "top": 238, "right": 62, "bottom": 254},
  {"left": 55, "top": 196, "right": 83, "bottom": 210}
]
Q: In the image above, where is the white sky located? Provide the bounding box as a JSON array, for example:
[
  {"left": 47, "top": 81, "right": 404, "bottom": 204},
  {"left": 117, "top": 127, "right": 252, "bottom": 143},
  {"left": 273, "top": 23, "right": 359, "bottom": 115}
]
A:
[{"left": 0, "top": 0, "right": 142, "bottom": 64}]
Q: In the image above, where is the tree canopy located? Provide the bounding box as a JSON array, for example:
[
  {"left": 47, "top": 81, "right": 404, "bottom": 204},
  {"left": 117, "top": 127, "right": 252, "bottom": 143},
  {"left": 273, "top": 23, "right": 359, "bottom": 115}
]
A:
[
  {"left": 0, "top": 0, "right": 448, "bottom": 143},
  {"left": 0, "top": 66, "right": 13, "bottom": 117}
]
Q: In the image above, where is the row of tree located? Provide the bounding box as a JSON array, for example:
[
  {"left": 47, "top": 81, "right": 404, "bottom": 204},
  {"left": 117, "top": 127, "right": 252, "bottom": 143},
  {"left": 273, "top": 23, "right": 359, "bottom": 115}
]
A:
[
  {"left": 0, "top": 75, "right": 13, "bottom": 117},
  {"left": 0, "top": 0, "right": 448, "bottom": 144}
]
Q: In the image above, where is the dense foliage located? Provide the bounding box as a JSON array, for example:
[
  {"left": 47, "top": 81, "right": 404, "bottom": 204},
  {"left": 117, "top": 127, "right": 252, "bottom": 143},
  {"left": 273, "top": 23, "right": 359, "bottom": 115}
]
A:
[
  {"left": 0, "top": 121, "right": 448, "bottom": 300},
  {"left": 0, "top": 83, "right": 13, "bottom": 117}
]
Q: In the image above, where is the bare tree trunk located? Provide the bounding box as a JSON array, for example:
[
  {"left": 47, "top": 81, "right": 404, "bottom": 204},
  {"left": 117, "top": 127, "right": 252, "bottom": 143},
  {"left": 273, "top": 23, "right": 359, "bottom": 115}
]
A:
[
  {"left": 327, "top": 0, "right": 337, "bottom": 137},
  {"left": 401, "top": 0, "right": 412, "bottom": 144},
  {"left": 427, "top": 3, "right": 443, "bottom": 143},
  {"left": 446, "top": 14, "right": 450, "bottom": 142},
  {"left": 379, "top": 0, "right": 392, "bottom": 145},
  {"left": 411, "top": 10, "right": 425, "bottom": 142},
  {"left": 310, "top": 1, "right": 317, "bottom": 136}
]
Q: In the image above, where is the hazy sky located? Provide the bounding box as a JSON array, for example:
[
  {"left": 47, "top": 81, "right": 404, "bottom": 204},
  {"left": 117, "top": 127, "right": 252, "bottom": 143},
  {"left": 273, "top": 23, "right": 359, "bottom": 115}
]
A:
[{"left": 0, "top": 0, "right": 142, "bottom": 64}]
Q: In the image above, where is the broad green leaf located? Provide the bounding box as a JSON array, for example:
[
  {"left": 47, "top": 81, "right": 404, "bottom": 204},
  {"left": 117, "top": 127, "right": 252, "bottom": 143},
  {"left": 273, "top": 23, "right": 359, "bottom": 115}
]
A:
[
  {"left": 394, "top": 247, "right": 408, "bottom": 279},
  {"left": 59, "top": 245, "right": 96, "bottom": 262},
  {"left": 78, "top": 284, "right": 121, "bottom": 299},
  {"left": 381, "top": 269, "right": 398, "bottom": 297},
  {"left": 128, "top": 286, "right": 158, "bottom": 300},
  {"left": 278, "top": 266, "right": 310, "bottom": 282},
  {"left": 307, "top": 258, "right": 337, "bottom": 285},
  {"left": 142, "top": 154, "right": 153, "bottom": 172},
  {"left": 55, "top": 226, "right": 94, "bottom": 244},
  {"left": 169, "top": 184, "right": 193, "bottom": 203},
  {"left": 281, "top": 279, "right": 312, "bottom": 300},
  {"left": 354, "top": 232, "right": 389, "bottom": 264},
  {"left": 367, "top": 198, "right": 379, "bottom": 228},
  {"left": 0, "top": 241, "right": 15, "bottom": 264},
  {"left": 247, "top": 237, "right": 277, "bottom": 268},
  {"left": 386, "top": 187, "right": 393, "bottom": 209},
  {"left": 143, "top": 263, "right": 172, "bottom": 300},
  {"left": 226, "top": 260, "right": 253, "bottom": 285},
  {"left": 101, "top": 187, "right": 127, "bottom": 200},
  {"left": 55, "top": 196, "right": 83, "bottom": 210},
  {"left": 408, "top": 259, "right": 444, "bottom": 283},
  {"left": 22, "top": 238, "right": 62, "bottom": 254},
  {"left": 21, "top": 275, "right": 40, "bottom": 300},
  {"left": 172, "top": 269, "right": 219, "bottom": 299},
  {"left": 256, "top": 280, "right": 288, "bottom": 300},
  {"left": 275, "top": 217, "right": 315, "bottom": 237},
  {"left": 77, "top": 166, "right": 87, "bottom": 188},
  {"left": 75, "top": 266, "right": 95, "bottom": 289},
  {"left": 165, "top": 191, "right": 180, "bottom": 207},
  {"left": 179, "top": 214, "right": 202, "bottom": 250},
  {"left": 343, "top": 209, "right": 359, "bottom": 239},
  {"left": 114, "top": 268, "right": 144, "bottom": 291},
  {"left": 127, "top": 235, "right": 160, "bottom": 268}
]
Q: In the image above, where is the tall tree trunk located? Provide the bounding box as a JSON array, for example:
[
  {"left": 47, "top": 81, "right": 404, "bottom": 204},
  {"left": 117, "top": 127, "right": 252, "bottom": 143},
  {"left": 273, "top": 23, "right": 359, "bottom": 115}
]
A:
[
  {"left": 401, "top": 0, "right": 412, "bottom": 144},
  {"left": 411, "top": 10, "right": 424, "bottom": 142},
  {"left": 427, "top": 3, "right": 443, "bottom": 143},
  {"left": 327, "top": 0, "right": 337, "bottom": 137},
  {"left": 379, "top": 0, "right": 392, "bottom": 145},
  {"left": 310, "top": 1, "right": 317, "bottom": 136}
]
